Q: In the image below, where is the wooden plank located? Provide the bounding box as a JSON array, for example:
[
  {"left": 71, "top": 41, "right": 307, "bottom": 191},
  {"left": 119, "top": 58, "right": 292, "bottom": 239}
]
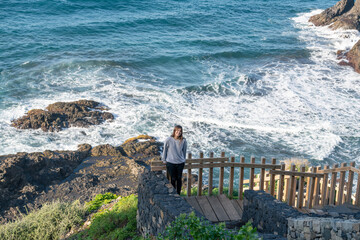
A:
[
  {"left": 277, "top": 163, "right": 285, "bottom": 201},
  {"left": 346, "top": 162, "right": 355, "bottom": 204},
  {"left": 196, "top": 196, "right": 218, "bottom": 222},
  {"left": 314, "top": 166, "right": 322, "bottom": 207},
  {"left": 269, "top": 170, "right": 323, "bottom": 178},
  {"left": 321, "top": 165, "right": 329, "bottom": 206},
  {"left": 187, "top": 153, "right": 192, "bottom": 197},
  {"left": 232, "top": 163, "right": 281, "bottom": 169},
  {"left": 249, "top": 157, "right": 255, "bottom": 190},
  {"left": 228, "top": 156, "right": 235, "bottom": 198},
  {"left": 197, "top": 152, "right": 204, "bottom": 196},
  {"left": 231, "top": 199, "right": 243, "bottom": 218},
  {"left": 260, "top": 157, "right": 266, "bottom": 191},
  {"left": 288, "top": 164, "right": 296, "bottom": 206},
  {"left": 239, "top": 156, "right": 245, "bottom": 200},
  {"left": 307, "top": 167, "right": 316, "bottom": 209},
  {"left": 185, "top": 196, "right": 203, "bottom": 215},
  {"left": 355, "top": 167, "right": 360, "bottom": 206},
  {"left": 207, "top": 196, "right": 230, "bottom": 222},
  {"left": 218, "top": 195, "right": 240, "bottom": 221},
  {"left": 297, "top": 165, "right": 306, "bottom": 208},
  {"left": 337, "top": 163, "right": 347, "bottom": 205},
  {"left": 219, "top": 152, "right": 226, "bottom": 195},
  {"left": 270, "top": 158, "right": 276, "bottom": 196},
  {"left": 208, "top": 152, "right": 214, "bottom": 196}
]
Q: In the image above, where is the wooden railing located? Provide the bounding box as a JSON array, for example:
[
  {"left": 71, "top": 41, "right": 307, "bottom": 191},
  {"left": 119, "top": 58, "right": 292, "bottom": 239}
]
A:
[{"left": 151, "top": 152, "right": 360, "bottom": 209}]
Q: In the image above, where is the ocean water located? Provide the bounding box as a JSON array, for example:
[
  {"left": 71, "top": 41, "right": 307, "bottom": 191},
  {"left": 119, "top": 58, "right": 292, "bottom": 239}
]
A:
[{"left": 1, "top": 0, "right": 360, "bottom": 168}]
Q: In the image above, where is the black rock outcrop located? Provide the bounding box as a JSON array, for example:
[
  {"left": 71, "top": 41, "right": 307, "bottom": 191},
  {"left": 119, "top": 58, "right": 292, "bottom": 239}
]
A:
[
  {"left": 0, "top": 135, "right": 161, "bottom": 223},
  {"left": 11, "top": 100, "right": 114, "bottom": 132}
]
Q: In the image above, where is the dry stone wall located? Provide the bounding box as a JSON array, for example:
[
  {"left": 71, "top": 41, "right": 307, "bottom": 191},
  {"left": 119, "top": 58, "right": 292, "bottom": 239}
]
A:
[
  {"left": 137, "top": 169, "right": 200, "bottom": 237},
  {"left": 288, "top": 217, "right": 360, "bottom": 240}
]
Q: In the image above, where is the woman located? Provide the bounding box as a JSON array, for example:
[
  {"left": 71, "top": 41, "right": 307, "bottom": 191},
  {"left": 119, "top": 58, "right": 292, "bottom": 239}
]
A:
[{"left": 162, "top": 125, "right": 187, "bottom": 195}]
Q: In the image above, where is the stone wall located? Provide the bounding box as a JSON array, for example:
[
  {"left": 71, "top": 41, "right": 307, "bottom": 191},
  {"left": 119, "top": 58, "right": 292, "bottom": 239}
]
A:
[
  {"left": 241, "top": 190, "right": 304, "bottom": 238},
  {"left": 288, "top": 217, "right": 360, "bottom": 240},
  {"left": 137, "top": 168, "right": 200, "bottom": 238},
  {"left": 242, "top": 190, "right": 360, "bottom": 239}
]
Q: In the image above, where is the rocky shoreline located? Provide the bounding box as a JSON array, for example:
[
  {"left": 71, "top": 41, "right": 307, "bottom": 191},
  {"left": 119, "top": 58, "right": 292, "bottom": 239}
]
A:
[
  {"left": 0, "top": 135, "right": 161, "bottom": 224},
  {"left": 309, "top": 0, "right": 360, "bottom": 73}
]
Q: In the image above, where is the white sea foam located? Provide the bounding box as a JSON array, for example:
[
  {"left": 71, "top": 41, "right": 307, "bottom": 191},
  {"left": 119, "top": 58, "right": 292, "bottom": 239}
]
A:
[{"left": 1, "top": 9, "right": 360, "bottom": 165}]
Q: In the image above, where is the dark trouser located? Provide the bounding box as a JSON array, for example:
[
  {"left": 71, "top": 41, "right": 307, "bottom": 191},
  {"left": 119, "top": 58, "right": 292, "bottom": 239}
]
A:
[{"left": 166, "top": 162, "right": 185, "bottom": 195}]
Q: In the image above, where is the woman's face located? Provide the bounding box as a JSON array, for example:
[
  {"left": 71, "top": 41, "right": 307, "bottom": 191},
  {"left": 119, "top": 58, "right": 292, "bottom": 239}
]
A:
[{"left": 175, "top": 128, "right": 182, "bottom": 138}]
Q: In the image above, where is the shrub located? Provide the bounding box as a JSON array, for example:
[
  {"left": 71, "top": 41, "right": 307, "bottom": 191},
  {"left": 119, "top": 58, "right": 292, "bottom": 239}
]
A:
[
  {"left": 158, "top": 212, "right": 258, "bottom": 240},
  {"left": 75, "top": 194, "right": 140, "bottom": 240},
  {"left": 0, "top": 200, "right": 86, "bottom": 240}
]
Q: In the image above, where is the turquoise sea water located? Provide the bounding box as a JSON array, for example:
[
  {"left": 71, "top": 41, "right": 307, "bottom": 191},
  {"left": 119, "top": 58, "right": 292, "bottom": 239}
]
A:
[{"left": 1, "top": 0, "right": 360, "bottom": 168}]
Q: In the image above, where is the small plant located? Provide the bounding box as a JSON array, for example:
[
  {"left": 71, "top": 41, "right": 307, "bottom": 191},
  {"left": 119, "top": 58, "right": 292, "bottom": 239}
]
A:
[
  {"left": 158, "top": 212, "right": 258, "bottom": 240},
  {"left": 85, "top": 192, "right": 118, "bottom": 212}
]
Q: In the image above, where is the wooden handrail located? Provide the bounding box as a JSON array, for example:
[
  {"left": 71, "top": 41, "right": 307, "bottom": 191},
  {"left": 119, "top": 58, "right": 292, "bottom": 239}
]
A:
[
  {"left": 318, "top": 166, "right": 360, "bottom": 175},
  {"left": 151, "top": 152, "right": 359, "bottom": 209},
  {"left": 269, "top": 169, "right": 323, "bottom": 178}
]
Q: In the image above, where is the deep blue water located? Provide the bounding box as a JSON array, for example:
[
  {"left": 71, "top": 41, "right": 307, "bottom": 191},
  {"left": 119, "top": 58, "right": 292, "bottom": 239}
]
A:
[{"left": 1, "top": 0, "right": 360, "bottom": 171}]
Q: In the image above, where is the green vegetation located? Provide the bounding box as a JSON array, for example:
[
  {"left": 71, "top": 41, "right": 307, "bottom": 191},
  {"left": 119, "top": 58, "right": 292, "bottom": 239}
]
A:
[
  {"left": 85, "top": 192, "right": 118, "bottom": 212},
  {"left": 74, "top": 194, "right": 140, "bottom": 240},
  {"left": 158, "top": 212, "right": 258, "bottom": 240},
  {"left": 0, "top": 193, "right": 140, "bottom": 240},
  {"left": 0, "top": 201, "right": 87, "bottom": 240}
]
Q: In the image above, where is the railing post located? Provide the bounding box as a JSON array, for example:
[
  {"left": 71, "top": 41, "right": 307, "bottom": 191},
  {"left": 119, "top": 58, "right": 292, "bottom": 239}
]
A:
[
  {"left": 346, "top": 162, "right": 355, "bottom": 204},
  {"left": 187, "top": 153, "right": 192, "bottom": 197},
  {"left": 329, "top": 164, "right": 339, "bottom": 205},
  {"left": 260, "top": 157, "right": 266, "bottom": 191},
  {"left": 288, "top": 164, "right": 296, "bottom": 207},
  {"left": 356, "top": 166, "right": 360, "bottom": 206},
  {"left": 321, "top": 165, "right": 329, "bottom": 206},
  {"left": 197, "top": 152, "right": 204, "bottom": 196},
  {"left": 228, "top": 156, "right": 235, "bottom": 198},
  {"left": 269, "top": 158, "right": 276, "bottom": 197},
  {"left": 297, "top": 165, "right": 306, "bottom": 208},
  {"left": 208, "top": 152, "right": 214, "bottom": 196},
  {"left": 307, "top": 167, "right": 316, "bottom": 209},
  {"left": 249, "top": 157, "right": 255, "bottom": 190},
  {"left": 219, "top": 152, "right": 225, "bottom": 195},
  {"left": 337, "top": 163, "right": 347, "bottom": 205},
  {"left": 314, "top": 166, "right": 322, "bottom": 207},
  {"left": 238, "top": 156, "right": 245, "bottom": 200},
  {"left": 277, "top": 163, "right": 285, "bottom": 201}
]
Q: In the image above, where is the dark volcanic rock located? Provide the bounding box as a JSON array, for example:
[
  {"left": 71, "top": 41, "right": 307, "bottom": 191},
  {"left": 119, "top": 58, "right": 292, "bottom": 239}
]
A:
[
  {"left": 0, "top": 135, "right": 161, "bottom": 223},
  {"left": 309, "top": 0, "right": 360, "bottom": 31},
  {"left": 309, "top": 0, "right": 354, "bottom": 26},
  {"left": 345, "top": 39, "right": 360, "bottom": 72},
  {"left": 11, "top": 100, "right": 114, "bottom": 132}
]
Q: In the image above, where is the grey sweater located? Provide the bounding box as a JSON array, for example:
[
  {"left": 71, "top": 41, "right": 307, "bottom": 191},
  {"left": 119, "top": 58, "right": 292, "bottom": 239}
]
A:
[{"left": 162, "top": 137, "right": 187, "bottom": 164}]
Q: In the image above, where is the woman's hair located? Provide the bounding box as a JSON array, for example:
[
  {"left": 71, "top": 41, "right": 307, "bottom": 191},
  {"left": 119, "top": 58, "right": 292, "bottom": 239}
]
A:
[{"left": 171, "top": 125, "right": 183, "bottom": 140}]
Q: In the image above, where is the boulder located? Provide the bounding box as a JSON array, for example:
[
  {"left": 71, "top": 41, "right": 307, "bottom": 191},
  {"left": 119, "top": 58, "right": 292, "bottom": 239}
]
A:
[
  {"left": 11, "top": 100, "right": 114, "bottom": 132},
  {"left": 309, "top": 0, "right": 354, "bottom": 26}
]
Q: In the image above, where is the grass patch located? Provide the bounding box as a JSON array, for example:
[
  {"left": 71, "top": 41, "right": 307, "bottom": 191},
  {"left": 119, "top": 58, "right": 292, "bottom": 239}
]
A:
[
  {"left": 85, "top": 192, "right": 118, "bottom": 212},
  {"left": 0, "top": 200, "right": 87, "bottom": 240},
  {"left": 74, "top": 194, "right": 140, "bottom": 240}
]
